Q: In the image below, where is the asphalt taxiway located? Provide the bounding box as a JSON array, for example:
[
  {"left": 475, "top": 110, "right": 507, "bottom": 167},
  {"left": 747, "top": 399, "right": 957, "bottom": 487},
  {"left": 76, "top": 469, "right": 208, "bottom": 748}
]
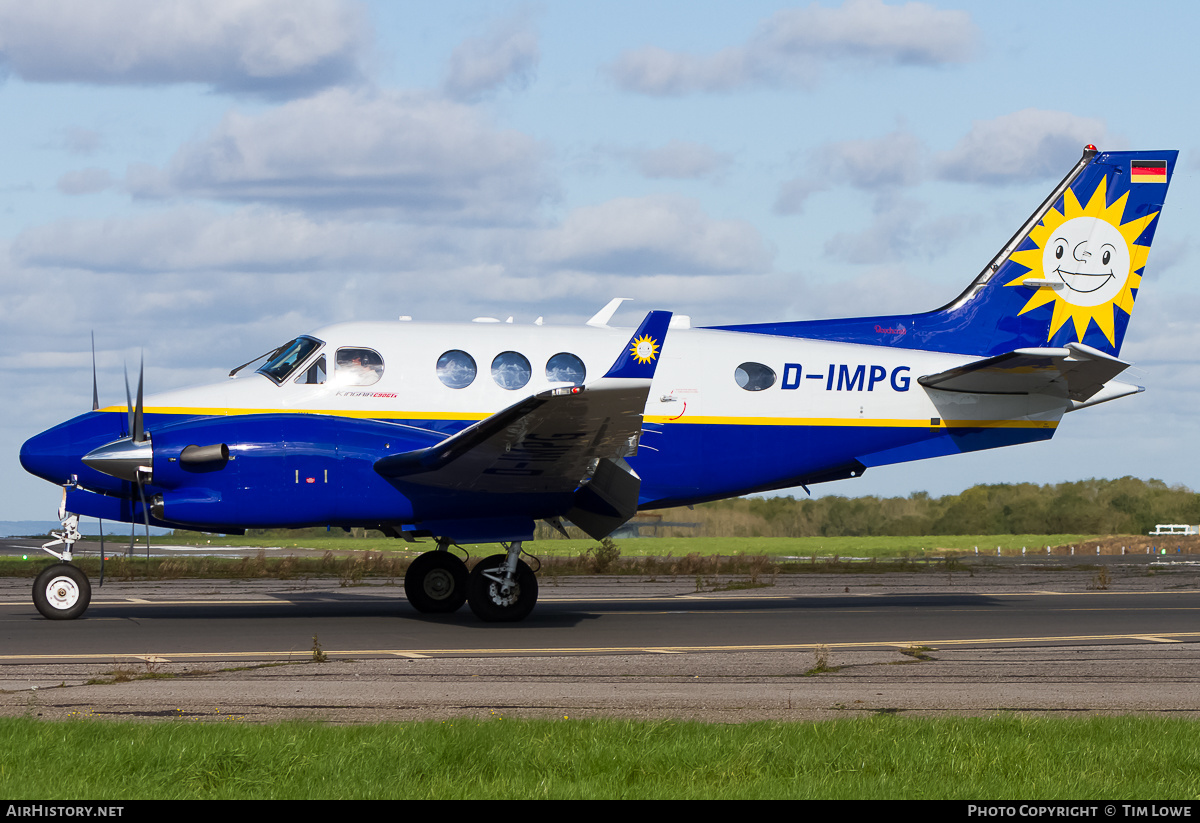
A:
[{"left": 2, "top": 558, "right": 1198, "bottom": 723}]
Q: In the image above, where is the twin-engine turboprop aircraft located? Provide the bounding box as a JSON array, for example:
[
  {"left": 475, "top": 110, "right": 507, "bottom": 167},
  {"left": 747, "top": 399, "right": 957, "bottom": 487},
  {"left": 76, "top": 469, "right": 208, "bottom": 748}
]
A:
[{"left": 20, "top": 146, "right": 1176, "bottom": 622}]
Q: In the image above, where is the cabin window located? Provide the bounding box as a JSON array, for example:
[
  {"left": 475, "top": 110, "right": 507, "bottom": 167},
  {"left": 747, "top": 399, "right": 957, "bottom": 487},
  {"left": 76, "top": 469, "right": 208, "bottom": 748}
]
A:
[
  {"left": 735, "top": 362, "right": 776, "bottom": 391},
  {"left": 335, "top": 348, "right": 384, "bottom": 386},
  {"left": 491, "top": 351, "right": 532, "bottom": 390},
  {"left": 257, "top": 336, "right": 323, "bottom": 384},
  {"left": 437, "top": 350, "right": 477, "bottom": 389},
  {"left": 546, "top": 352, "right": 586, "bottom": 385},
  {"left": 295, "top": 355, "right": 326, "bottom": 385}
]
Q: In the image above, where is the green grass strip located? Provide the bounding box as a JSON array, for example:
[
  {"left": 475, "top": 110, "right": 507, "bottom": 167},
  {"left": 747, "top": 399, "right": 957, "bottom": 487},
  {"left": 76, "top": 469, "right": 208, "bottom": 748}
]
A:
[{"left": 2, "top": 715, "right": 1198, "bottom": 799}]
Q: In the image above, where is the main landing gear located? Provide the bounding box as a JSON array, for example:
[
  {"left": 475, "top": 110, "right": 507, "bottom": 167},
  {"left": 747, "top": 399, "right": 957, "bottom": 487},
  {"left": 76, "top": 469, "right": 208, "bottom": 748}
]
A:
[
  {"left": 404, "top": 540, "right": 538, "bottom": 622},
  {"left": 33, "top": 511, "right": 92, "bottom": 620}
]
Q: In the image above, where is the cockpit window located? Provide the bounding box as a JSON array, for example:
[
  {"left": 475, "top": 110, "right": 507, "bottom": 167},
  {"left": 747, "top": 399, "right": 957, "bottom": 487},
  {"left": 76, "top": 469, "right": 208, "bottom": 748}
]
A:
[
  {"left": 295, "top": 355, "right": 326, "bottom": 385},
  {"left": 257, "top": 336, "right": 323, "bottom": 384},
  {"left": 335, "top": 347, "right": 384, "bottom": 386}
]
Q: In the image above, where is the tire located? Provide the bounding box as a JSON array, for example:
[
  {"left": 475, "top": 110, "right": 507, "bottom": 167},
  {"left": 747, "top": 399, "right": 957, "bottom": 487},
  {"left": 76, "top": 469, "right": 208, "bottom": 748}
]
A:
[
  {"left": 466, "top": 554, "right": 538, "bottom": 622},
  {"left": 404, "top": 551, "right": 468, "bottom": 613},
  {"left": 33, "top": 564, "right": 91, "bottom": 620}
]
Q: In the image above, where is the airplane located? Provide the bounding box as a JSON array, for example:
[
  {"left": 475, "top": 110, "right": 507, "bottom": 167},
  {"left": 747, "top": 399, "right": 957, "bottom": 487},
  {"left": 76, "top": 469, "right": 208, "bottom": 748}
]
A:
[{"left": 19, "top": 145, "right": 1176, "bottom": 622}]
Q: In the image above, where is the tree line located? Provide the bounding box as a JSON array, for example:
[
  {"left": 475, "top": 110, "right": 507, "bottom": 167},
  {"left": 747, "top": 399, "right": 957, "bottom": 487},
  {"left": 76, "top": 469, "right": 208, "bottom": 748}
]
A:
[{"left": 645, "top": 477, "right": 1199, "bottom": 538}]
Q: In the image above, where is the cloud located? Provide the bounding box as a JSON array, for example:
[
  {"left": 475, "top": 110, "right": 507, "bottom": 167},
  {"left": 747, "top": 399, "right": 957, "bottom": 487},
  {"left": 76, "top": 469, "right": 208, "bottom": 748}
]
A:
[
  {"left": 13, "top": 195, "right": 773, "bottom": 282},
  {"left": 11, "top": 207, "right": 450, "bottom": 274},
  {"left": 534, "top": 195, "right": 773, "bottom": 275},
  {"left": 776, "top": 130, "right": 922, "bottom": 214},
  {"left": 626, "top": 140, "right": 731, "bottom": 179},
  {"left": 774, "top": 178, "right": 827, "bottom": 216},
  {"left": 0, "top": 0, "right": 368, "bottom": 98},
  {"left": 823, "top": 194, "right": 928, "bottom": 264},
  {"left": 124, "top": 88, "right": 552, "bottom": 222},
  {"left": 610, "top": 0, "right": 978, "bottom": 95},
  {"left": 56, "top": 168, "right": 114, "bottom": 195},
  {"left": 442, "top": 16, "right": 539, "bottom": 101},
  {"left": 935, "top": 109, "right": 1110, "bottom": 184}
]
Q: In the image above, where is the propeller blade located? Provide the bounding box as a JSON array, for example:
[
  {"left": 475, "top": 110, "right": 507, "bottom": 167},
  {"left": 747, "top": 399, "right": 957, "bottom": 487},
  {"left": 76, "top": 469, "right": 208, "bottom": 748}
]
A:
[
  {"left": 136, "top": 471, "right": 151, "bottom": 561},
  {"left": 91, "top": 332, "right": 99, "bottom": 412},
  {"left": 133, "top": 356, "right": 145, "bottom": 443},
  {"left": 98, "top": 518, "right": 105, "bottom": 587},
  {"left": 124, "top": 363, "right": 133, "bottom": 439}
]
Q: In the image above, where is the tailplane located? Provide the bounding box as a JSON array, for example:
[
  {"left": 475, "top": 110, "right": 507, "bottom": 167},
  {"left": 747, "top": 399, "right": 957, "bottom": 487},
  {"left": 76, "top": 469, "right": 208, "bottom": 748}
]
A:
[{"left": 712, "top": 146, "right": 1177, "bottom": 358}]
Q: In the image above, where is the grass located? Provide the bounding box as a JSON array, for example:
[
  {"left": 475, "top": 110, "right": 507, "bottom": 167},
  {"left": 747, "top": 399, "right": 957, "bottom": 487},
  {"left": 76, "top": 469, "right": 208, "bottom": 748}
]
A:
[
  {"left": 0, "top": 534, "right": 1113, "bottom": 582},
  {"left": 0, "top": 715, "right": 1197, "bottom": 799}
]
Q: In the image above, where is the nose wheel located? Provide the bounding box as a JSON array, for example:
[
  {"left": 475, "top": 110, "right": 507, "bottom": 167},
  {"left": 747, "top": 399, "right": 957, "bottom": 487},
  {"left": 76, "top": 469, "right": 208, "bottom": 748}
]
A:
[{"left": 33, "top": 564, "right": 91, "bottom": 620}]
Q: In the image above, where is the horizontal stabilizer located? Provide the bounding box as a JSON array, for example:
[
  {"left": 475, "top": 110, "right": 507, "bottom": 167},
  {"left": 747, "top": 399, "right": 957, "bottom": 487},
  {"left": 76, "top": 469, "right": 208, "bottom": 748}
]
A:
[{"left": 918, "top": 342, "right": 1130, "bottom": 403}]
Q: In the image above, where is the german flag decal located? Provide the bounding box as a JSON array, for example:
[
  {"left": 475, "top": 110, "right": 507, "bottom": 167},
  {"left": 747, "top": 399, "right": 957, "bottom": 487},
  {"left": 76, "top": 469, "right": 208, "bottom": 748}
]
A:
[{"left": 1130, "top": 159, "right": 1167, "bottom": 184}]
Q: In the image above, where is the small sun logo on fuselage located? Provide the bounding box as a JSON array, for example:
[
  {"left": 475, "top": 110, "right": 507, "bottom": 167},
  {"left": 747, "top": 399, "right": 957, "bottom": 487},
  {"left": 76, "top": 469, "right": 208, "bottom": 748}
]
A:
[
  {"left": 630, "top": 335, "right": 660, "bottom": 364},
  {"left": 1005, "top": 176, "right": 1158, "bottom": 346}
]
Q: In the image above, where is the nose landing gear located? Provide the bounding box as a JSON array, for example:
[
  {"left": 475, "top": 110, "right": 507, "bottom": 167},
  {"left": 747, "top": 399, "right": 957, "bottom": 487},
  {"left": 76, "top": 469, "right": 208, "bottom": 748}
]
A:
[{"left": 34, "top": 511, "right": 92, "bottom": 620}]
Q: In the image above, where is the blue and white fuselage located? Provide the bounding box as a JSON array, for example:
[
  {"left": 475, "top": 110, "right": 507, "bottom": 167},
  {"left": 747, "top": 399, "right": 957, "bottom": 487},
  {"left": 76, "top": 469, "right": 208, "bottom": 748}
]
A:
[{"left": 17, "top": 147, "right": 1178, "bottom": 621}]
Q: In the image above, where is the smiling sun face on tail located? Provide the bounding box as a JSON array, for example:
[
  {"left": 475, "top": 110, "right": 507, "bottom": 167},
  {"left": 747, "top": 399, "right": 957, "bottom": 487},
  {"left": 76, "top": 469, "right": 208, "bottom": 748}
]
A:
[
  {"left": 630, "top": 334, "right": 660, "bottom": 365},
  {"left": 1006, "top": 176, "right": 1158, "bottom": 346}
]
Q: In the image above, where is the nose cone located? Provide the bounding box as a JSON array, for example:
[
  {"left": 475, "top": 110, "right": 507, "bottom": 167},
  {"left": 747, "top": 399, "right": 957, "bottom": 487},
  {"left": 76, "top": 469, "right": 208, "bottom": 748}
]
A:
[
  {"left": 21, "top": 411, "right": 128, "bottom": 488},
  {"left": 20, "top": 419, "right": 79, "bottom": 485}
]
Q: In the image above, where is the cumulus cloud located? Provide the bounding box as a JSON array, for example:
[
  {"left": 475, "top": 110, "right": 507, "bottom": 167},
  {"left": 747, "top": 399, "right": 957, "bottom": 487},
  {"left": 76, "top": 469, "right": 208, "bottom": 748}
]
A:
[
  {"left": 610, "top": 0, "right": 978, "bottom": 95},
  {"left": 11, "top": 207, "right": 454, "bottom": 274},
  {"left": 776, "top": 130, "right": 922, "bottom": 215},
  {"left": 935, "top": 109, "right": 1110, "bottom": 184},
  {"left": 442, "top": 16, "right": 539, "bottom": 101},
  {"left": 56, "top": 168, "right": 114, "bottom": 195},
  {"left": 625, "top": 139, "right": 731, "bottom": 179},
  {"left": 124, "top": 88, "right": 552, "bottom": 222},
  {"left": 0, "top": 0, "right": 368, "bottom": 97},
  {"left": 534, "top": 195, "right": 773, "bottom": 275},
  {"left": 13, "top": 196, "right": 773, "bottom": 282}
]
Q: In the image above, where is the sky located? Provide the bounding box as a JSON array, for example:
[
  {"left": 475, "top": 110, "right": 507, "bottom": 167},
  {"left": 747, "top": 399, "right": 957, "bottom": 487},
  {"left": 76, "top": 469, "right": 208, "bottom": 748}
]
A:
[{"left": 3, "top": 0, "right": 1199, "bottom": 523}]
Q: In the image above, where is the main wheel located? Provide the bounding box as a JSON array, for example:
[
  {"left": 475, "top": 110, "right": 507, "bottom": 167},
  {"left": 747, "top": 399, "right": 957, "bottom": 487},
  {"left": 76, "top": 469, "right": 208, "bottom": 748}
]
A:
[
  {"left": 404, "top": 551, "right": 468, "bottom": 613},
  {"left": 33, "top": 564, "right": 91, "bottom": 620},
  {"left": 466, "top": 554, "right": 538, "bottom": 622}
]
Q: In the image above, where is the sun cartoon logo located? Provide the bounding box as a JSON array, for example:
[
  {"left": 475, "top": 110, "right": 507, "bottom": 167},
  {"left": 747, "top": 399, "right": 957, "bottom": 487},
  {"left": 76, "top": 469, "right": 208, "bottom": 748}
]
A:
[
  {"left": 1005, "top": 176, "right": 1158, "bottom": 346},
  {"left": 630, "top": 334, "right": 660, "bottom": 364}
]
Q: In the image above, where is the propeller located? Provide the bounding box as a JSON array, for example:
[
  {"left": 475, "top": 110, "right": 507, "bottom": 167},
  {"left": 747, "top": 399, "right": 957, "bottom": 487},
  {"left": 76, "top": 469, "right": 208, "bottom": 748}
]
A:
[
  {"left": 122, "top": 356, "right": 152, "bottom": 559},
  {"left": 91, "top": 332, "right": 99, "bottom": 412}
]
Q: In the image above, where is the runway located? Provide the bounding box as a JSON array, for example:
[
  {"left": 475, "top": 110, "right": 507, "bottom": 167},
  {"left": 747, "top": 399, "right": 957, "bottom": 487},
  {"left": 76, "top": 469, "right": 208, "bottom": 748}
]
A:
[{"left": 2, "top": 560, "right": 1198, "bottom": 722}]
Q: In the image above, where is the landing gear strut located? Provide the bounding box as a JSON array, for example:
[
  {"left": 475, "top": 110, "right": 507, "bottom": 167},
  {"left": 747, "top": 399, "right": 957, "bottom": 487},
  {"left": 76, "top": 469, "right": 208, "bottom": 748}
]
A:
[
  {"left": 466, "top": 542, "right": 538, "bottom": 622},
  {"left": 404, "top": 544, "right": 468, "bottom": 613},
  {"left": 34, "top": 510, "right": 92, "bottom": 620}
]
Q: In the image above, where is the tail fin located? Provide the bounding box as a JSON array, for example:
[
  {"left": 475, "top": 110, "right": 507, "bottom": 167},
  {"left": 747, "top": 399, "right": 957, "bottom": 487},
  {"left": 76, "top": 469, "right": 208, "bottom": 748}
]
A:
[{"left": 711, "top": 147, "right": 1177, "bottom": 358}]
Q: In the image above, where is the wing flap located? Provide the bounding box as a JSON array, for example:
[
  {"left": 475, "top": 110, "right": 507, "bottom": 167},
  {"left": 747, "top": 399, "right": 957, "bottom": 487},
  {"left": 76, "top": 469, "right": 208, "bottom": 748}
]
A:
[{"left": 918, "top": 343, "right": 1130, "bottom": 402}]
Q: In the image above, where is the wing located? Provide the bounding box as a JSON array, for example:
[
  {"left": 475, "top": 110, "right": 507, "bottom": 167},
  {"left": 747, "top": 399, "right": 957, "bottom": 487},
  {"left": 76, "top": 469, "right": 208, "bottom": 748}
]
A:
[
  {"left": 374, "top": 312, "right": 671, "bottom": 528},
  {"left": 917, "top": 342, "right": 1135, "bottom": 405}
]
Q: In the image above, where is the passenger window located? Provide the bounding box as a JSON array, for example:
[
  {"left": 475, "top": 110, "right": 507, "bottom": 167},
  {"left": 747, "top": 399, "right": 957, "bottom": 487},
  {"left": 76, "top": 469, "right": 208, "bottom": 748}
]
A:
[
  {"left": 491, "top": 351, "right": 531, "bottom": 390},
  {"left": 735, "top": 362, "right": 776, "bottom": 391},
  {"left": 437, "top": 350, "right": 477, "bottom": 389},
  {"left": 335, "top": 348, "right": 384, "bottom": 386},
  {"left": 546, "top": 353, "right": 586, "bottom": 385},
  {"left": 295, "top": 355, "right": 326, "bottom": 385}
]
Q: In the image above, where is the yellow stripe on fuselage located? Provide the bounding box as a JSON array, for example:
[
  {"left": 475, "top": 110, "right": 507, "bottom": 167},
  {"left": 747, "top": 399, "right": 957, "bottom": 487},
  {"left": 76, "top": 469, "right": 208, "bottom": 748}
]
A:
[{"left": 100, "top": 406, "right": 1058, "bottom": 430}]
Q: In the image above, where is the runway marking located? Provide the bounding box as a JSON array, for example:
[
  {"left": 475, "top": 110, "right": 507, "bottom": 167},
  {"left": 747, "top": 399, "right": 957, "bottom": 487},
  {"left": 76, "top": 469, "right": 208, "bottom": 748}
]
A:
[{"left": 2, "top": 632, "right": 1199, "bottom": 663}]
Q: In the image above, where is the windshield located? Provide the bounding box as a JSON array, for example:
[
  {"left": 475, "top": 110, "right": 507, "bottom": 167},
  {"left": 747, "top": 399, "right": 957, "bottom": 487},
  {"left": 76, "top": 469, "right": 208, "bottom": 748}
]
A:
[{"left": 256, "top": 336, "right": 323, "bottom": 384}]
